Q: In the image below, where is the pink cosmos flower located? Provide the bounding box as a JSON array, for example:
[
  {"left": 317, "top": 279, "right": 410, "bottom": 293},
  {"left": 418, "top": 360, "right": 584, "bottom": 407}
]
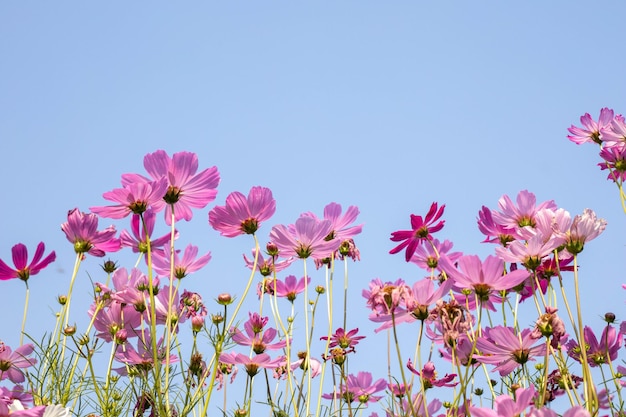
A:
[
  {"left": 302, "top": 202, "right": 363, "bottom": 242},
  {"left": 602, "top": 114, "right": 626, "bottom": 146},
  {"left": 244, "top": 248, "right": 294, "bottom": 277},
  {"left": 114, "top": 335, "right": 178, "bottom": 376},
  {"left": 230, "top": 314, "right": 287, "bottom": 354},
  {"left": 90, "top": 178, "right": 168, "bottom": 219},
  {"left": 0, "top": 344, "right": 37, "bottom": 384},
  {"left": 386, "top": 393, "right": 442, "bottom": 417},
  {"left": 491, "top": 190, "right": 557, "bottom": 232},
  {"left": 370, "top": 277, "right": 452, "bottom": 331},
  {"left": 363, "top": 278, "right": 411, "bottom": 316},
  {"left": 567, "top": 108, "right": 614, "bottom": 145},
  {"left": 151, "top": 244, "right": 211, "bottom": 279},
  {"left": 566, "top": 325, "right": 622, "bottom": 367},
  {"left": 0, "top": 388, "right": 46, "bottom": 417},
  {"left": 90, "top": 300, "right": 142, "bottom": 343},
  {"left": 272, "top": 275, "right": 310, "bottom": 302},
  {"left": 270, "top": 216, "right": 340, "bottom": 260},
  {"left": 122, "top": 150, "right": 220, "bottom": 225},
  {"left": 599, "top": 142, "right": 626, "bottom": 182},
  {"left": 470, "top": 385, "right": 536, "bottom": 417},
  {"left": 529, "top": 406, "right": 591, "bottom": 417},
  {"left": 446, "top": 255, "right": 529, "bottom": 303},
  {"left": 474, "top": 326, "right": 546, "bottom": 376},
  {"left": 389, "top": 202, "right": 445, "bottom": 262},
  {"left": 61, "top": 208, "right": 121, "bottom": 257},
  {"left": 409, "top": 238, "right": 462, "bottom": 273},
  {"left": 406, "top": 360, "right": 457, "bottom": 388},
  {"left": 322, "top": 371, "right": 386, "bottom": 404},
  {"left": 321, "top": 328, "right": 365, "bottom": 351},
  {"left": 495, "top": 233, "right": 564, "bottom": 270},
  {"left": 219, "top": 352, "right": 285, "bottom": 377},
  {"left": 289, "top": 356, "right": 322, "bottom": 378},
  {"left": 209, "top": 186, "right": 276, "bottom": 237},
  {"left": 0, "top": 242, "right": 56, "bottom": 282},
  {"left": 556, "top": 208, "right": 607, "bottom": 255},
  {"left": 119, "top": 210, "right": 177, "bottom": 254},
  {"left": 477, "top": 205, "right": 516, "bottom": 246}
]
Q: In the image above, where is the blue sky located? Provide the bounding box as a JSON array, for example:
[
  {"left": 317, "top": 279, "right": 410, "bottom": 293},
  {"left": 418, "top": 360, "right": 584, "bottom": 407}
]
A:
[{"left": 1, "top": 2, "right": 625, "bottom": 414}]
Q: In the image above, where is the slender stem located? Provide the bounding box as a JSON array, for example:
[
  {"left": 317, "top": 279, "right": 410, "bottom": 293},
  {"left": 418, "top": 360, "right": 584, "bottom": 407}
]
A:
[{"left": 20, "top": 282, "right": 30, "bottom": 345}]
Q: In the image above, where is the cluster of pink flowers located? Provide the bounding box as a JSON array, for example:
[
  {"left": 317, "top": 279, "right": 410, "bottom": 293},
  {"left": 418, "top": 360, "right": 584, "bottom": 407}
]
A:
[{"left": 1, "top": 137, "right": 625, "bottom": 417}]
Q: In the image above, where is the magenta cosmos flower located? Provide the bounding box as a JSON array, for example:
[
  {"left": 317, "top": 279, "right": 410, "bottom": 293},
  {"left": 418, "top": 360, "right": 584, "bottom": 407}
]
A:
[
  {"left": 567, "top": 108, "right": 614, "bottom": 145},
  {"left": 122, "top": 150, "right": 220, "bottom": 225},
  {"left": 90, "top": 177, "right": 168, "bottom": 219},
  {"left": 209, "top": 186, "right": 276, "bottom": 237},
  {"left": 0, "top": 343, "right": 37, "bottom": 384},
  {"left": 566, "top": 325, "right": 622, "bottom": 367},
  {"left": 0, "top": 242, "right": 56, "bottom": 283},
  {"left": 269, "top": 216, "right": 340, "bottom": 260},
  {"left": 61, "top": 208, "right": 121, "bottom": 257},
  {"left": 151, "top": 244, "right": 211, "bottom": 279},
  {"left": 389, "top": 202, "right": 445, "bottom": 262},
  {"left": 323, "top": 371, "right": 387, "bottom": 404},
  {"left": 446, "top": 254, "right": 529, "bottom": 303},
  {"left": 272, "top": 274, "right": 310, "bottom": 302},
  {"left": 474, "top": 326, "right": 546, "bottom": 376},
  {"left": 321, "top": 327, "right": 366, "bottom": 351}
]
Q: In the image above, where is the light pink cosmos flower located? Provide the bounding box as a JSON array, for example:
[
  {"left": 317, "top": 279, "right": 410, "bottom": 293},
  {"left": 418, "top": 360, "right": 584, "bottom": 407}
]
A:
[
  {"left": 409, "top": 238, "right": 462, "bottom": 273},
  {"left": 495, "top": 233, "right": 564, "bottom": 270},
  {"left": 0, "top": 343, "right": 37, "bottom": 384},
  {"left": 151, "top": 244, "right": 211, "bottom": 279},
  {"left": 470, "top": 385, "right": 536, "bottom": 417},
  {"left": 567, "top": 107, "right": 614, "bottom": 145},
  {"left": 474, "top": 326, "right": 546, "bottom": 376},
  {"left": 209, "top": 186, "right": 275, "bottom": 237},
  {"left": 446, "top": 255, "right": 529, "bottom": 303},
  {"left": 244, "top": 248, "right": 294, "bottom": 277},
  {"left": 119, "top": 210, "right": 177, "bottom": 254},
  {"left": 90, "top": 178, "right": 168, "bottom": 219},
  {"left": 491, "top": 190, "right": 557, "bottom": 232},
  {"left": 270, "top": 216, "right": 340, "bottom": 260},
  {"left": 114, "top": 335, "right": 178, "bottom": 376},
  {"left": 556, "top": 208, "right": 607, "bottom": 255},
  {"left": 231, "top": 325, "right": 287, "bottom": 355},
  {"left": 363, "top": 278, "right": 411, "bottom": 316},
  {"left": 61, "top": 208, "right": 121, "bottom": 257},
  {"left": 90, "top": 301, "right": 142, "bottom": 343},
  {"left": 219, "top": 352, "right": 285, "bottom": 377},
  {"left": 289, "top": 356, "right": 322, "bottom": 378},
  {"left": 529, "top": 405, "right": 591, "bottom": 417},
  {"left": 322, "top": 371, "right": 386, "bottom": 404},
  {"left": 370, "top": 277, "right": 452, "bottom": 331},
  {"left": 302, "top": 202, "right": 363, "bottom": 242},
  {"left": 272, "top": 274, "right": 310, "bottom": 302},
  {"left": 122, "top": 150, "right": 220, "bottom": 225},
  {"left": 0, "top": 242, "right": 56, "bottom": 282},
  {"left": 389, "top": 202, "right": 445, "bottom": 262}
]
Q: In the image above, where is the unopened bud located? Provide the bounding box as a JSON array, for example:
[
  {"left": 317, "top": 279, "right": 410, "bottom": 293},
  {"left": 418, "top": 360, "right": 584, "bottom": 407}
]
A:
[
  {"left": 217, "top": 293, "right": 233, "bottom": 305},
  {"left": 604, "top": 312, "right": 616, "bottom": 323},
  {"left": 58, "top": 295, "right": 67, "bottom": 305},
  {"left": 101, "top": 259, "right": 118, "bottom": 273},
  {"left": 63, "top": 325, "right": 76, "bottom": 336},
  {"left": 315, "top": 285, "right": 325, "bottom": 294},
  {"left": 266, "top": 242, "right": 279, "bottom": 257}
]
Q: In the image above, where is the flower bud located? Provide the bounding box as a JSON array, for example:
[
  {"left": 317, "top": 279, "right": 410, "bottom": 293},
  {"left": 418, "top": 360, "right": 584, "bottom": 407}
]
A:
[
  {"left": 217, "top": 293, "right": 233, "bottom": 305},
  {"left": 315, "top": 285, "right": 325, "bottom": 294},
  {"left": 604, "top": 312, "right": 616, "bottom": 323},
  {"left": 265, "top": 242, "right": 279, "bottom": 257},
  {"left": 192, "top": 315, "right": 205, "bottom": 332},
  {"left": 63, "top": 325, "right": 76, "bottom": 336},
  {"left": 58, "top": 295, "right": 67, "bottom": 305},
  {"left": 101, "top": 259, "right": 118, "bottom": 273}
]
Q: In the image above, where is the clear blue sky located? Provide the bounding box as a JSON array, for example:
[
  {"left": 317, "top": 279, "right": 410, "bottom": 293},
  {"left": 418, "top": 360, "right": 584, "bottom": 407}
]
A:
[{"left": 1, "top": 2, "right": 625, "bottom": 414}]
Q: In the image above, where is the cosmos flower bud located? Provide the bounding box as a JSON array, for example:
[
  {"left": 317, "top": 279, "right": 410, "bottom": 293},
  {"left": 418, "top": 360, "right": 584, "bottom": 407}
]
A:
[{"left": 217, "top": 293, "right": 233, "bottom": 305}]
